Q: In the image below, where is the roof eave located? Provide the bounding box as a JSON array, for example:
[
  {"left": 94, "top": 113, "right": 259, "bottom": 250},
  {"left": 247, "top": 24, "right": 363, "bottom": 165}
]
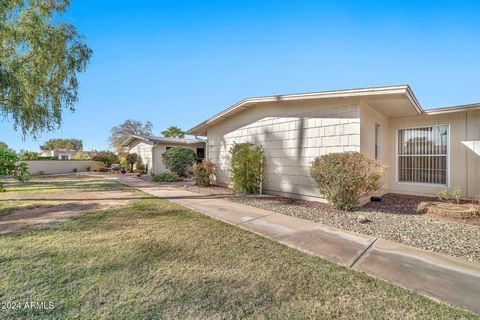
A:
[{"left": 187, "top": 85, "right": 417, "bottom": 135}]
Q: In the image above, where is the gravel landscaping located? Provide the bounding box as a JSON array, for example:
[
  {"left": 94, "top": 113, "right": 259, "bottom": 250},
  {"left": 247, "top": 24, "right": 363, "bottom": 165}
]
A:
[{"left": 185, "top": 185, "right": 480, "bottom": 263}]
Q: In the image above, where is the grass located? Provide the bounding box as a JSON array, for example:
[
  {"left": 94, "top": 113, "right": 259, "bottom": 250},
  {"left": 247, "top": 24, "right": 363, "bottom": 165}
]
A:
[
  {"left": 0, "top": 178, "right": 477, "bottom": 319},
  {"left": 0, "top": 175, "right": 134, "bottom": 216}
]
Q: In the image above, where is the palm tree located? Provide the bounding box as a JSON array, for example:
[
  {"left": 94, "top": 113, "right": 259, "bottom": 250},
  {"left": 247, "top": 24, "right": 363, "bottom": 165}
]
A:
[{"left": 161, "top": 126, "right": 185, "bottom": 138}]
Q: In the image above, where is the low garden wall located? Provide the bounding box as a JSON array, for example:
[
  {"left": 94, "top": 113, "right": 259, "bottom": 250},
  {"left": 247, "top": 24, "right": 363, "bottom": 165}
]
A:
[{"left": 18, "top": 160, "right": 103, "bottom": 175}]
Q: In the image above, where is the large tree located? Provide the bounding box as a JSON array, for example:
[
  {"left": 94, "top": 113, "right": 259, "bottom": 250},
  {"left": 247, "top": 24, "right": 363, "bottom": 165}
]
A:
[
  {"left": 109, "top": 120, "right": 153, "bottom": 151},
  {"left": 161, "top": 126, "right": 185, "bottom": 138},
  {"left": 0, "top": 0, "right": 92, "bottom": 138},
  {"left": 40, "top": 138, "right": 83, "bottom": 151}
]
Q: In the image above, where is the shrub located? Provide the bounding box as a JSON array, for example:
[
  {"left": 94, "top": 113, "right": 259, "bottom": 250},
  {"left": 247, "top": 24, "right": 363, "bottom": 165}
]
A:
[
  {"left": 73, "top": 152, "right": 91, "bottom": 160},
  {"left": 229, "top": 143, "right": 264, "bottom": 194},
  {"left": 18, "top": 150, "right": 39, "bottom": 160},
  {"left": 136, "top": 163, "right": 146, "bottom": 174},
  {"left": 192, "top": 160, "right": 215, "bottom": 186},
  {"left": 126, "top": 153, "right": 138, "bottom": 172},
  {"left": 92, "top": 151, "right": 119, "bottom": 167},
  {"left": 310, "top": 152, "right": 383, "bottom": 211},
  {"left": 152, "top": 171, "right": 183, "bottom": 183},
  {"left": 437, "top": 187, "right": 462, "bottom": 204},
  {"left": 72, "top": 168, "right": 78, "bottom": 173},
  {"left": 161, "top": 147, "right": 197, "bottom": 177},
  {"left": 119, "top": 156, "right": 128, "bottom": 170},
  {"left": 0, "top": 145, "right": 29, "bottom": 191}
]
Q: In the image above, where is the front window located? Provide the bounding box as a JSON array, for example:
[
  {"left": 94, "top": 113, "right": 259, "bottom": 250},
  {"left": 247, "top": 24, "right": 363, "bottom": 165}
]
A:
[{"left": 398, "top": 125, "right": 448, "bottom": 185}]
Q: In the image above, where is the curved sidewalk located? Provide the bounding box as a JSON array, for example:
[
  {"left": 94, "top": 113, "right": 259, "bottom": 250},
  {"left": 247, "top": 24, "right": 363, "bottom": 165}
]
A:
[{"left": 111, "top": 174, "right": 480, "bottom": 314}]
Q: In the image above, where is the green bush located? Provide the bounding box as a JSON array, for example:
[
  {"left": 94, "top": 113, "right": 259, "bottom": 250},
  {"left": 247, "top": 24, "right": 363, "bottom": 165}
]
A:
[
  {"left": 136, "top": 163, "right": 146, "bottom": 174},
  {"left": 229, "top": 143, "right": 264, "bottom": 194},
  {"left": 92, "top": 151, "right": 119, "bottom": 167},
  {"left": 126, "top": 153, "right": 138, "bottom": 171},
  {"left": 310, "top": 152, "right": 383, "bottom": 211},
  {"left": 437, "top": 186, "right": 462, "bottom": 204},
  {"left": 161, "top": 147, "right": 197, "bottom": 177},
  {"left": 0, "top": 145, "right": 29, "bottom": 191},
  {"left": 192, "top": 160, "right": 215, "bottom": 186},
  {"left": 152, "top": 171, "right": 183, "bottom": 183},
  {"left": 18, "top": 150, "right": 39, "bottom": 160}
]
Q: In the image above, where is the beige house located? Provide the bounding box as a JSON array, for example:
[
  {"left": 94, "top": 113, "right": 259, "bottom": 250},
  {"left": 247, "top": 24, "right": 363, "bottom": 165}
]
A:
[
  {"left": 188, "top": 85, "right": 480, "bottom": 201},
  {"left": 39, "top": 149, "right": 76, "bottom": 160},
  {"left": 121, "top": 135, "right": 206, "bottom": 175}
]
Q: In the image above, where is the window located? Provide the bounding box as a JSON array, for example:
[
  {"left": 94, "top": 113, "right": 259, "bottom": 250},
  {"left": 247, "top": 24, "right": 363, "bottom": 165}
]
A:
[
  {"left": 397, "top": 125, "right": 448, "bottom": 185},
  {"left": 196, "top": 148, "right": 205, "bottom": 160},
  {"left": 375, "top": 123, "right": 380, "bottom": 160}
]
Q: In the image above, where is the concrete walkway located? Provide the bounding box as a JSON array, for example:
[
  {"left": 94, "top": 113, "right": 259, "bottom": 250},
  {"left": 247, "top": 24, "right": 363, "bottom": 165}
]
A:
[{"left": 107, "top": 174, "right": 480, "bottom": 314}]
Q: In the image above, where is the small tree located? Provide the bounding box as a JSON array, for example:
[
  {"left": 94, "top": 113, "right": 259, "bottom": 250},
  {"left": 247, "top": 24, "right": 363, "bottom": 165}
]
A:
[
  {"left": 310, "top": 152, "right": 383, "bottom": 210},
  {"left": 0, "top": 145, "right": 29, "bottom": 192},
  {"left": 40, "top": 138, "right": 83, "bottom": 151},
  {"left": 229, "top": 143, "right": 264, "bottom": 194},
  {"left": 161, "top": 147, "right": 197, "bottom": 177},
  {"left": 161, "top": 126, "right": 185, "bottom": 138},
  {"left": 192, "top": 160, "right": 215, "bottom": 186},
  {"left": 92, "top": 151, "right": 119, "bottom": 167},
  {"left": 126, "top": 153, "right": 138, "bottom": 172}
]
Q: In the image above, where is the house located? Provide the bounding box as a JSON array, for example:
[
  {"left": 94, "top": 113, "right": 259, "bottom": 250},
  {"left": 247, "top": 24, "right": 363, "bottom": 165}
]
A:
[
  {"left": 187, "top": 85, "right": 480, "bottom": 201},
  {"left": 39, "top": 149, "right": 76, "bottom": 160},
  {"left": 121, "top": 135, "right": 207, "bottom": 175}
]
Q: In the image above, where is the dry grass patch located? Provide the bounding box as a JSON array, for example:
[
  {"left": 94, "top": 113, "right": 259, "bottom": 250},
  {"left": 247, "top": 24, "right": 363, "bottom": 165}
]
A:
[{"left": 0, "top": 175, "right": 146, "bottom": 234}]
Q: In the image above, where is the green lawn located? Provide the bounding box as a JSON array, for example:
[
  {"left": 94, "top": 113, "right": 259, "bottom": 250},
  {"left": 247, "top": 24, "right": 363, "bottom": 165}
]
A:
[{"left": 0, "top": 177, "right": 477, "bottom": 319}]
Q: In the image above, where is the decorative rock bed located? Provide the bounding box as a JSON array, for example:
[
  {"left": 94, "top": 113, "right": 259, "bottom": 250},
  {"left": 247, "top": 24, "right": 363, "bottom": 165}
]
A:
[{"left": 184, "top": 185, "right": 480, "bottom": 263}]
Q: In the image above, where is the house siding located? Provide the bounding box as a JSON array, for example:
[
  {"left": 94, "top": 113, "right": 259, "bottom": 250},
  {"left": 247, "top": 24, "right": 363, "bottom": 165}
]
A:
[
  {"left": 128, "top": 142, "right": 154, "bottom": 174},
  {"left": 387, "top": 109, "right": 480, "bottom": 198},
  {"left": 360, "top": 102, "right": 391, "bottom": 193},
  {"left": 207, "top": 100, "right": 361, "bottom": 200}
]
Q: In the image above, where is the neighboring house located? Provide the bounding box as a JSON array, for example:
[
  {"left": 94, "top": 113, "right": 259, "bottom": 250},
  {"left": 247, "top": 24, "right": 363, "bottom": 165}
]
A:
[
  {"left": 121, "top": 135, "right": 207, "bottom": 175},
  {"left": 187, "top": 85, "right": 480, "bottom": 201},
  {"left": 39, "top": 149, "right": 76, "bottom": 160}
]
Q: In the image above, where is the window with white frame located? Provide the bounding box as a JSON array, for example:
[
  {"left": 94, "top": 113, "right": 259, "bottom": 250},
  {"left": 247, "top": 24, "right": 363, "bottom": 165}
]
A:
[{"left": 397, "top": 125, "right": 448, "bottom": 185}]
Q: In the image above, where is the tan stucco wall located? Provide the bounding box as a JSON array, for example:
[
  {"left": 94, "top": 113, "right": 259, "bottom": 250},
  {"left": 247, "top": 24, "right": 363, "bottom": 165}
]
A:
[
  {"left": 19, "top": 160, "right": 102, "bottom": 175},
  {"left": 387, "top": 110, "right": 480, "bottom": 198},
  {"left": 207, "top": 100, "right": 361, "bottom": 200}
]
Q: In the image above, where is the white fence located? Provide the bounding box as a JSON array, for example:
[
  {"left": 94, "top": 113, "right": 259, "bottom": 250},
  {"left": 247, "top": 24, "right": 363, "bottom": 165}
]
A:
[{"left": 18, "top": 160, "right": 103, "bottom": 175}]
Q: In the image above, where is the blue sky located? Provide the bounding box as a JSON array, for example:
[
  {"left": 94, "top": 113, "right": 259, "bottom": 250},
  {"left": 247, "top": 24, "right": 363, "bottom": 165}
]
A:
[{"left": 2, "top": 0, "right": 479, "bottom": 151}]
